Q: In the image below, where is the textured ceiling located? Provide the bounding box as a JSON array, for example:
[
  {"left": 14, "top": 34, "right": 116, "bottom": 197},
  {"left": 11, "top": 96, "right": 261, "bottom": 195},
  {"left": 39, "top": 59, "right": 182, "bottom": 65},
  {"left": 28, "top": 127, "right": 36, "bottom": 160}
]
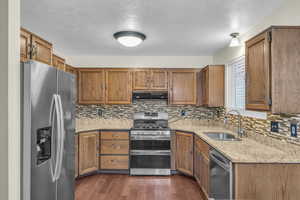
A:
[{"left": 21, "top": 0, "right": 283, "bottom": 56}]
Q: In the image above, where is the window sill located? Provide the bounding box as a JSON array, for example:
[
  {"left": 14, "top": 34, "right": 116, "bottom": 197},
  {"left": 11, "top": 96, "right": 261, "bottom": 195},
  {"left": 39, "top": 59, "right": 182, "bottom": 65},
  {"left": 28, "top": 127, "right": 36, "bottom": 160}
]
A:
[{"left": 226, "top": 107, "right": 267, "bottom": 120}]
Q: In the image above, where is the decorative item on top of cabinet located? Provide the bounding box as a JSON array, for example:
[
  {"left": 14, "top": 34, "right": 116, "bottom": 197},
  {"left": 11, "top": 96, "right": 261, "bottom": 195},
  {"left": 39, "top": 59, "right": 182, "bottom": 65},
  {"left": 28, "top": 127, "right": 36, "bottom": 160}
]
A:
[
  {"left": 20, "top": 28, "right": 31, "bottom": 62},
  {"left": 198, "top": 65, "right": 225, "bottom": 107},
  {"left": 52, "top": 54, "right": 65, "bottom": 71},
  {"left": 245, "top": 26, "right": 300, "bottom": 113},
  {"left": 78, "top": 69, "right": 106, "bottom": 104},
  {"left": 31, "top": 34, "right": 53, "bottom": 65},
  {"left": 133, "top": 69, "right": 168, "bottom": 91},
  {"left": 78, "top": 131, "right": 99, "bottom": 175},
  {"left": 175, "top": 131, "right": 194, "bottom": 176},
  {"left": 105, "top": 69, "right": 132, "bottom": 104},
  {"left": 169, "top": 70, "right": 197, "bottom": 105}
]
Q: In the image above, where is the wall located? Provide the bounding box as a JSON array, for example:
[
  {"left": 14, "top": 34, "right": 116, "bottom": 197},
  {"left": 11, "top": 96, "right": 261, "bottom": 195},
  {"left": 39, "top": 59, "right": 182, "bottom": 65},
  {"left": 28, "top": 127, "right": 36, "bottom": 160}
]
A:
[
  {"left": 213, "top": 0, "right": 300, "bottom": 64},
  {"left": 213, "top": 0, "right": 300, "bottom": 143},
  {"left": 0, "top": 0, "right": 21, "bottom": 199},
  {"left": 76, "top": 100, "right": 218, "bottom": 120},
  {"left": 66, "top": 56, "right": 213, "bottom": 68}
]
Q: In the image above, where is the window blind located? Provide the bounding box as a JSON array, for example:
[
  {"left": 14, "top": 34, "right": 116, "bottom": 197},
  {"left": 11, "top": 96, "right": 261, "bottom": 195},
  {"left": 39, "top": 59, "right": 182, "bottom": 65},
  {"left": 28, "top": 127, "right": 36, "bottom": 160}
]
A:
[{"left": 231, "top": 56, "right": 245, "bottom": 109}]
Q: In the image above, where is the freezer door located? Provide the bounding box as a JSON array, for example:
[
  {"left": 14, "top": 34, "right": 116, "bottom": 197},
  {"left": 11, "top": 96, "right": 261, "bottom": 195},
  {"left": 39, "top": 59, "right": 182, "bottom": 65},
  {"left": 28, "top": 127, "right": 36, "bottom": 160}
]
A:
[
  {"left": 57, "top": 70, "right": 75, "bottom": 200},
  {"left": 23, "top": 61, "right": 58, "bottom": 200}
]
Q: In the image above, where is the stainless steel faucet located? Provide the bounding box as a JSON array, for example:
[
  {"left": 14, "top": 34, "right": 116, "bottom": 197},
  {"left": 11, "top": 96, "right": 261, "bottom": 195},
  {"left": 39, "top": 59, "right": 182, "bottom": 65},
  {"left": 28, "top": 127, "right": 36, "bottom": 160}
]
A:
[{"left": 225, "top": 109, "right": 244, "bottom": 137}]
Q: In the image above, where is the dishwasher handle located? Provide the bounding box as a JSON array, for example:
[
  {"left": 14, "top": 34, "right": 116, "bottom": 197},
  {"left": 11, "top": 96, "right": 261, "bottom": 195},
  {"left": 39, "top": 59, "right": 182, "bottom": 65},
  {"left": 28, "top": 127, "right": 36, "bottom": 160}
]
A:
[{"left": 210, "top": 150, "right": 231, "bottom": 171}]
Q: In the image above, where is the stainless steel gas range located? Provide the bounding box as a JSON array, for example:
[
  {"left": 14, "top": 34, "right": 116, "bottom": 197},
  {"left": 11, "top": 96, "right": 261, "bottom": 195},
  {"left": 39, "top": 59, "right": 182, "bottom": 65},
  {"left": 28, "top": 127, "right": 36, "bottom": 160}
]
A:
[{"left": 130, "top": 112, "right": 171, "bottom": 175}]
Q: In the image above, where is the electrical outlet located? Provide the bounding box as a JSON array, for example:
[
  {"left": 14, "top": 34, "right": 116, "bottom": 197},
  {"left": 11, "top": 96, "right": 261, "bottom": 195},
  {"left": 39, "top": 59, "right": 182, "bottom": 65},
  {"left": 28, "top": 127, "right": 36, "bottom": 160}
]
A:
[
  {"left": 97, "top": 108, "right": 103, "bottom": 117},
  {"left": 291, "top": 123, "right": 298, "bottom": 137},
  {"left": 271, "top": 121, "right": 279, "bottom": 133},
  {"left": 181, "top": 110, "right": 186, "bottom": 116}
]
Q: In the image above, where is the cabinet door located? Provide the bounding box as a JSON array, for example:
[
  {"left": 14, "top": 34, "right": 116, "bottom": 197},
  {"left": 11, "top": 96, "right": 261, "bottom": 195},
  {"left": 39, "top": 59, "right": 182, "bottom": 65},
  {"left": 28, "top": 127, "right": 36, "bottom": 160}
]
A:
[
  {"left": 79, "top": 132, "right": 99, "bottom": 175},
  {"left": 20, "top": 28, "right": 31, "bottom": 62},
  {"left": 78, "top": 69, "right": 105, "bottom": 104},
  {"left": 106, "top": 69, "right": 132, "bottom": 104},
  {"left": 75, "top": 135, "right": 79, "bottom": 178},
  {"left": 202, "top": 68, "right": 209, "bottom": 105},
  {"left": 201, "top": 155, "right": 210, "bottom": 198},
  {"left": 150, "top": 70, "right": 168, "bottom": 90},
  {"left": 133, "top": 70, "right": 150, "bottom": 90},
  {"left": 245, "top": 32, "right": 271, "bottom": 111},
  {"left": 52, "top": 54, "right": 65, "bottom": 71},
  {"left": 169, "top": 70, "right": 197, "bottom": 105},
  {"left": 175, "top": 131, "right": 193, "bottom": 176},
  {"left": 31, "top": 35, "right": 52, "bottom": 65}
]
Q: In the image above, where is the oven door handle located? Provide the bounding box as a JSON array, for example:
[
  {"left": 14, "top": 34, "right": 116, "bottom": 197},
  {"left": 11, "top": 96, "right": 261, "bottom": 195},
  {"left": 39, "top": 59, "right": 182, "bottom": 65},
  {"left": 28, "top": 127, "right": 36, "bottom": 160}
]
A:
[
  {"left": 210, "top": 153, "right": 230, "bottom": 171},
  {"left": 131, "top": 150, "right": 171, "bottom": 156}
]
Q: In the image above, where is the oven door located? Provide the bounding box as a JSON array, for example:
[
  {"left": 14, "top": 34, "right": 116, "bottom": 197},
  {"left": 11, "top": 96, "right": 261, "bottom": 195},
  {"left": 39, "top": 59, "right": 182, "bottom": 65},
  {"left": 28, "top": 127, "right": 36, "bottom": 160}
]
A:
[
  {"left": 131, "top": 139, "right": 170, "bottom": 151},
  {"left": 130, "top": 150, "right": 171, "bottom": 175}
]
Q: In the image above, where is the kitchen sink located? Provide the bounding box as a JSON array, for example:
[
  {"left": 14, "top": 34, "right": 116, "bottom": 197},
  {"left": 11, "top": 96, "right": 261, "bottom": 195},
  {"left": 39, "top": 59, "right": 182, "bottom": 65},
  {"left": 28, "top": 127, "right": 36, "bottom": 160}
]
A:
[{"left": 204, "top": 132, "right": 241, "bottom": 141}]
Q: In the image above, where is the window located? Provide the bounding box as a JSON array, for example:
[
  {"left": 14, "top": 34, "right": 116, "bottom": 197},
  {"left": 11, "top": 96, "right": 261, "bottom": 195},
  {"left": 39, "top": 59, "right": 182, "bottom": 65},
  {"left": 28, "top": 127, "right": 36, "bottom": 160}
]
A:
[
  {"left": 231, "top": 56, "right": 245, "bottom": 109},
  {"left": 226, "top": 56, "right": 267, "bottom": 119}
]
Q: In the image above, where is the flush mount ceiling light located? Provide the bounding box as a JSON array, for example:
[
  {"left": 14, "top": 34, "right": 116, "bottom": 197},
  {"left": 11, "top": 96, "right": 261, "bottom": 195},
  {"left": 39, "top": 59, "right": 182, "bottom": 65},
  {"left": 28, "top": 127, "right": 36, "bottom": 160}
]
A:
[
  {"left": 113, "top": 31, "right": 146, "bottom": 47},
  {"left": 229, "top": 32, "right": 241, "bottom": 47}
]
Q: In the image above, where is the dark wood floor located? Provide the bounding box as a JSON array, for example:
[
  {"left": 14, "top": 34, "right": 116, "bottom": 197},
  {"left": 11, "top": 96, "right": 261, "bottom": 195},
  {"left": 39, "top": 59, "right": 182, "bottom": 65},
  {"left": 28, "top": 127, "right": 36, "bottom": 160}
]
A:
[{"left": 75, "top": 174, "right": 204, "bottom": 200}]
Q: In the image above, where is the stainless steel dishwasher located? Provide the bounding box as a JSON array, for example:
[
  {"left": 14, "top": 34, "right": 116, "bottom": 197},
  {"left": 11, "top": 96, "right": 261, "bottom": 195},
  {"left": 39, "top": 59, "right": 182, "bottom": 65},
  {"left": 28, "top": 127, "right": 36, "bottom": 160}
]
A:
[{"left": 209, "top": 149, "right": 232, "bottom": 200}]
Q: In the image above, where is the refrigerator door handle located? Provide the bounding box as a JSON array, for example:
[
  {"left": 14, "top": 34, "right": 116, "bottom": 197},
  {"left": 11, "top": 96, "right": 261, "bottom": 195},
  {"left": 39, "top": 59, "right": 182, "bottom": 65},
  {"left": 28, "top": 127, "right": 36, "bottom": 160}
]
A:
[
  {"left": 49, "top": 94, "right": 62, "bottom": 182},
  {"left": 55, "top": 94, "right": 65, "bottom": 181}
]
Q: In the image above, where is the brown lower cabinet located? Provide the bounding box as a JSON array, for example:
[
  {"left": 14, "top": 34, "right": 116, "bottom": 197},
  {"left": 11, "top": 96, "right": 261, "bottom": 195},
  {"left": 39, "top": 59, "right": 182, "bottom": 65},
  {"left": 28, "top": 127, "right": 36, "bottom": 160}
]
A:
[
  {"left": 194, "top": 136, "right": 210, "bottom": 199},
  {"left": 175, "top": 131, "right": 194, "bottom": 176},
  {"left": 78, "top": 131, "right": 99, "bottom": 175}
]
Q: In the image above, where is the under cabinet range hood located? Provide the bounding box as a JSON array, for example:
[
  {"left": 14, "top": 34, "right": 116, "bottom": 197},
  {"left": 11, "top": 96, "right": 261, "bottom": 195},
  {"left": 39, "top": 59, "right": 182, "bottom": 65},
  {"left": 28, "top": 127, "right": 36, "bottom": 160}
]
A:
[{"left": 133, "top": 91, "right": 168, "bottom": 100}]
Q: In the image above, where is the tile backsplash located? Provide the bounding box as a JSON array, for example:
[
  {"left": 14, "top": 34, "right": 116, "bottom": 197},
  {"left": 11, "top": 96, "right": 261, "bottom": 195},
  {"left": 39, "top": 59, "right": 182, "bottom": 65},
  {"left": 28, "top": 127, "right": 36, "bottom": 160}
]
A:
[{"left": 76, "top": 99, "right": 218, "bottom": 120}]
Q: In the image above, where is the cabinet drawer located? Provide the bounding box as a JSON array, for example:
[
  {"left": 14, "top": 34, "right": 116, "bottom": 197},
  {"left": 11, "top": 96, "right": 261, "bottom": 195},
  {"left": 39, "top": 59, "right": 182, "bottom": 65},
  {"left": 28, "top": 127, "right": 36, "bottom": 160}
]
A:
[
  {"left": 101, "top": 140, "right": 129, "bottom": 154},
  {"left": 100, "top": 156, "right": 129, "bottom": 169},
  {"left": 101, "top": 131, "right": 129, "bottom": 140},
  {"left": 195, "top": 136, "right": 209, "bottom": 158}
]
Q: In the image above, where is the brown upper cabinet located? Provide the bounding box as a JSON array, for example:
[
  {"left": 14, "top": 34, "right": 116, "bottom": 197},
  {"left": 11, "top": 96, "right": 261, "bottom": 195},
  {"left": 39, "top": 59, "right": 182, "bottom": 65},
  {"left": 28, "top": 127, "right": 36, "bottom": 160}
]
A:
[
  {"left": 20, "top": 28, "right": 53, "bottom": 65},
  {"left": 31, "top": 34, "right": 53, "bottom": 65},
  {"left": 20, "top": 28, "right": 31, "bottom": 62},
  {"left": 246, "top": 26, "right": 300, "bottom": 113},
  {"left": 106, "top": 69, "right": 132, "bottom": 104},
  {"left": 169, "top": 70, "right": 197, "bottom": 105},
  {"left": 78, "top": 69, "right": 106, "bottom": 104},
  {"left": 198, "top": 65, "right": 225, "bottom": 107},
  {"left": 133, "top": 69, "right": 168, "bottom": 90},
  {"left": 52, "top": 54, "right": 65, "bottom": 71},
  {"left": 65, "top": 64, "right": 77, "bottom": 75}
]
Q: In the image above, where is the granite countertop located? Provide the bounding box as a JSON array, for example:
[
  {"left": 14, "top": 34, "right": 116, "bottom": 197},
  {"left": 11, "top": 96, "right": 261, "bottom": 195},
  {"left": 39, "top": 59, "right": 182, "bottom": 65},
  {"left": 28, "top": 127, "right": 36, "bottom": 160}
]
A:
[
  {"left": 170, "top": 120, "right": 300, "bottom": 163},
  {"left": 76, "top": 118, "right": 300, "bottom": 163}
]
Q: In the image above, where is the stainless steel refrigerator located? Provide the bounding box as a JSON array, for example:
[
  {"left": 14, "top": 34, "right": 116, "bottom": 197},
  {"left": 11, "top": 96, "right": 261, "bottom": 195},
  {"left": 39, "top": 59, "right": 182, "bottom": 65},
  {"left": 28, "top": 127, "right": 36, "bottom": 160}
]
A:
[{"left": 22, "top": 60, "right": 75, "bottom": 200}]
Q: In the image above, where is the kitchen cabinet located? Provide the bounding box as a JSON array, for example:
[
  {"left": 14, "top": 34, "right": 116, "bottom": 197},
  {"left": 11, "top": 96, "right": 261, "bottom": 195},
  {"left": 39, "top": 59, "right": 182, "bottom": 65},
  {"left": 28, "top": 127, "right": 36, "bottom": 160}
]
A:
[
  {"left": 52, "top": 54, "right": 65, "bottom": 71},
  {"left": 105, "top": 69, "right": 132, "bottom": 104},
  {"left": 20, "top": 28, "right": 31, "bottom": 62},
  {"left": 31, "top": 34, "right": 53, "bottom": 65},
  {"left": 169, "top": 70, "right": 197, "bottom": 105},
  {"left": 198, "top": 65, "right": 224, "bottom": 107},
  {"left": 234, "top": 163, "right": 300, "bottom": 200},
  {"left": 245, "top": 26, "right": 300, "bottom": 113},
  {"left": 133, "top": 69, "right": 168, "bottom": 90},
  {"left": 75, "top": 135, "right": 79, "bottom": 178},
  {"left": 78, "top": 69, "right": 106, "bottom": 104},
  {"left": 175, "top": 131, "right": 193, "bottom": 176},
  {"left": 78, "top": 131, "right": 99, "bottom": 175},
  {"left": 65, "top": 64, "right": 77, "bottom": 75},
  {"left": 99, "top": 131, "right": 129, "bottom": 170},
  {"left": 194, "top": 136, "right": 210, "bottom": 198}
]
